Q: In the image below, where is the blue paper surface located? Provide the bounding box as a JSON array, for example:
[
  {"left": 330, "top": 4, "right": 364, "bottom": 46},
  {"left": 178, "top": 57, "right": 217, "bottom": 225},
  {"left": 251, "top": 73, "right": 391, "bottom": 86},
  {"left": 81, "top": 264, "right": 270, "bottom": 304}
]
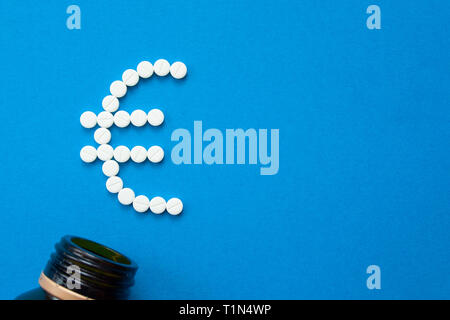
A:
[{"left": 0, "top": 0, "right": 448, "bottom": 299}]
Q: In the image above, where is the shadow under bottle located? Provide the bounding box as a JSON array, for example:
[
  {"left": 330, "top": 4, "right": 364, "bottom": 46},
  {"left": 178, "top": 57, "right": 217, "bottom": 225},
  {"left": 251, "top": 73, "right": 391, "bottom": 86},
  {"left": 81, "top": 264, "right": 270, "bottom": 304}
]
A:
[{"left": 16, "top": 235, "right": 138, "bottom": 300}]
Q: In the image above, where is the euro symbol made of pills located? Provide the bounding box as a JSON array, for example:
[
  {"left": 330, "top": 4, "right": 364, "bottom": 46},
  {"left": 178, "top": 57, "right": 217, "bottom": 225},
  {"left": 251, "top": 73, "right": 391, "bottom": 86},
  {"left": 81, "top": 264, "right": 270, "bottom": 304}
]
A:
[{"left": 79, "top": 59, "right": 187, "bottom": 216}]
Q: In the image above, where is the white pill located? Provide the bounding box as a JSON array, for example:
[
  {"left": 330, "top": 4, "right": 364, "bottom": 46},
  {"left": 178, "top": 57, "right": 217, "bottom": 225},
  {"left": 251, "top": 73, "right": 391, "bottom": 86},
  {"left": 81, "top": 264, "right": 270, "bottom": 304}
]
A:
[
  {"left": 97, "top": 144, "right": 114, "bottom": 161},
  {"left": 113, "top": 110, "right": 130, "bottom": 128},
  {"left": 97, "top": 111, "right": 114, "bottom": 128},
  {"left": 122, "top": 69, "right": 139, "bottom": 87},
  {"left": 102, "top": 95, "right": 119, "bottom": 113},
  {"left": 102, "top": 160, "right": 119, "bottom": 177},
  {"left": 133, "top": 195, "right": 150, "bottom": 213},
  {"left": 149, "top": 196, "right": 166, "bottom": 214},
  {"left": 106, "top": 176, "right": 123, "bottom": 193},
  {"left": 147, "top": 146, "right": 164, "bottom": 163},
  {"left": 114, "top": 145, "right": 131, "bottom": 163},
  {"left": 110, "top": 80, "right": 127, "bottom": 98},
  {"left": 137, "top": 61, "right": 154, "bottom": 78},
  {"left": 130, "top": 146, "right": 148, "bottom": 163},
  {"left": 153, "top": 59, "right": 170, "bottom": 76},
  {"left": 166, "top": 198, "right": 183, "bottom": 215},
  {"left": 118, "top": 188, "right": 135, "bottom": 205},
  {"left": 80, "top": 146, "right": 97, "bottom": 163},
  {"left": 170, "top": 62, "right": 187, "bottom": 79},
  {"left": 80, "top": 111, "right": 97, "bottom": 129},
  {"left": 130, "top": 109, "right": 148, "bottom": 127},
  {"left": 94, "top": 128, "right": 111, "bottom": 145},
  {"left": 147, "top": 109, "right": 165, "bottom": 126}
]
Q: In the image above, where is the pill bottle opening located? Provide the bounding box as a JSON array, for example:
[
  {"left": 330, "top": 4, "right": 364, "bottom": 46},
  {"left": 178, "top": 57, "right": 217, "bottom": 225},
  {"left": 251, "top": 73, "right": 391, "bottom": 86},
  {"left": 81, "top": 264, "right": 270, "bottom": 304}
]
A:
[{"left": 71, "top": 237, "right": 131, "bottom": 265}]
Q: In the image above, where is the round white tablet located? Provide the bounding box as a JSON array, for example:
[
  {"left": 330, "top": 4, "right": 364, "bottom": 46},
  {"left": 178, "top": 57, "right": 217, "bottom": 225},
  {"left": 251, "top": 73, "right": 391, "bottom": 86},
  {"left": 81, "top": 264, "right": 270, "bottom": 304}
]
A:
[
  {"left": 113, "top": 110, "right": 130, "bottom": 128},
  {"left": 147, "top": 109, "right": 165, "bottom": 126},
  {"left": 149, "top": 196, "right": 166, "bottom": 214},
  {"left": 94, "top": 128, "right": 111, "bottom": 145},
  {"left": 166, "top": 198, "right": 183, "bottom": 215},
  {"left": 110, "top": 80, "right": 127, "bottom": 98},
  {"left": 80, "top": 146, "right": 97, "bottom": 163},
  {"left": 102, "top": 95, "right": 119, "bottom": 113},
  {"left": 102, "top": 160, "right": 119, "bottom": 177},
  {"left": 137, "top": 61, "right": 154, "bottom": 78},
  {"left": 97, "top": 111, "right": 114, "bottom": 128},
  {"left": 153, "top": 59, "right": 170, "bottom": 76},
  {"left": 130, "top": 146, "right": 147, "bottom": 163},
  {"left": 114, "top": 145, "right": 131, "bottom": 163},
  {"left": 106, "top": 176, "right": 123, "bottom": 193},
  {"left": 133, "top": 195, "right": 150, "bottom": 213},
  {"left": 80, "top": 111, "right": 97, "bottom": 129},
  {"left": 122, "top": 69, "right": 139, "bottom": 87},
  {"left": 97, "top": 144, "right": 114, "bottom": 161},
  {"left": 118, "top": 188, "right": 135, "bottom": 205},
  {"left": 130, "top": 109, "right": 148, "bottom": 127},
  {"left": 147, "top": 146, "right": 164, "bottom": 163},
  {"left": 170, "top": 61, "right": 187, "bottom": 79}
]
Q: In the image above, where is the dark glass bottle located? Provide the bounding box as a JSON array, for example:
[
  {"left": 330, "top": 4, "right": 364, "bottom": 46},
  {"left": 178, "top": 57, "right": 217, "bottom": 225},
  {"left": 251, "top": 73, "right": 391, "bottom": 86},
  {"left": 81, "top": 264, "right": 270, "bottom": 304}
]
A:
[{"left": 16, "top": 235, "right": 138, "bottom": 300}]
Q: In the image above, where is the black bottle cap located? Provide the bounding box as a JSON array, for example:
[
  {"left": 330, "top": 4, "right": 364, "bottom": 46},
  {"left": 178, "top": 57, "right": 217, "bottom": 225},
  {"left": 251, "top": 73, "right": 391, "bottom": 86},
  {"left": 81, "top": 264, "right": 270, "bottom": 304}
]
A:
[{"left": 43, "top": 235, "right": 138, "bottom": 300}]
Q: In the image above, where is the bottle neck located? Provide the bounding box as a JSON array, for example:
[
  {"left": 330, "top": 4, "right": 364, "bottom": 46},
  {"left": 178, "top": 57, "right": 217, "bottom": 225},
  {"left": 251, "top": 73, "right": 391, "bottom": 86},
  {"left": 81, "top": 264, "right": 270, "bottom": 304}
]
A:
[{"left": 41, "top": 236, "right": 138, "bottom": 300}]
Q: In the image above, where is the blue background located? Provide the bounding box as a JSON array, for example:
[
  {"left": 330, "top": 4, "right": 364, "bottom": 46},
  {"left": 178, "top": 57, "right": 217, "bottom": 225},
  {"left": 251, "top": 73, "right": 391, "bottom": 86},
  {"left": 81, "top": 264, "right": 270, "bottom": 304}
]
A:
[{"left": 0, "top": 0, "right": 449, "bottom": 299}]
